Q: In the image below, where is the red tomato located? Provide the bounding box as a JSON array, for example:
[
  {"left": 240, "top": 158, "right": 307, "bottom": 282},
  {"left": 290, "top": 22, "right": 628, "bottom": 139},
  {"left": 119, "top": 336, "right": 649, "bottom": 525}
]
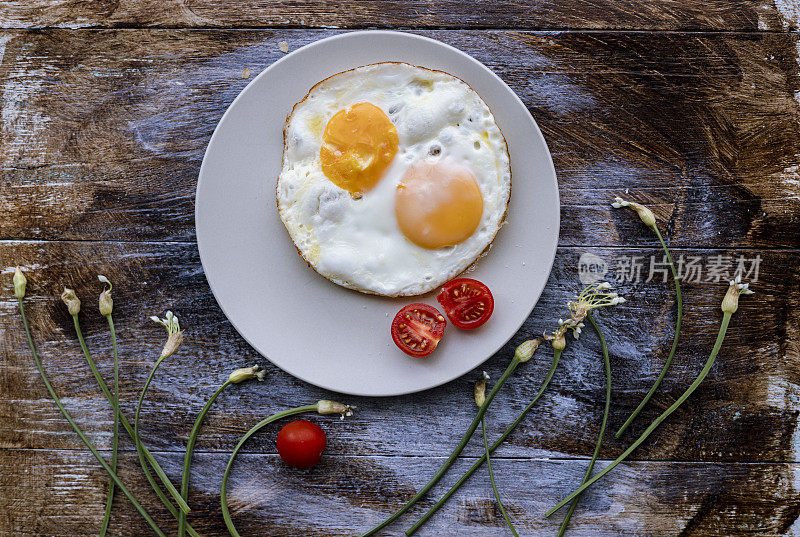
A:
[
  {"left": 276, "top": 420, "right": 327, "bottom": 469},
  {"left": 436, "top": 278, "right": 494, "bottom": 330},
  {"left": 391, "top": 303, "right": 446, "bottom": 358}
]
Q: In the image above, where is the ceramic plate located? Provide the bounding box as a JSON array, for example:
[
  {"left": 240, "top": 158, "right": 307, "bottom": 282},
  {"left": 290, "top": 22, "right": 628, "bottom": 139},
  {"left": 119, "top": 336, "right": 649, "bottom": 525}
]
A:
[{"left": 196, "top": 31, "right": 559, "bottom": 396}]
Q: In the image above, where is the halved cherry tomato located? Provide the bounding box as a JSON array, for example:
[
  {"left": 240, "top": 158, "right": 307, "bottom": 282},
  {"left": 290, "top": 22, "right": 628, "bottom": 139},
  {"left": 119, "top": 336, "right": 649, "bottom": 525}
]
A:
[
  {"left": 437, "top": 278, "right": 494, "bottom": 330},
  {"left": 391, "top": 303, "right": 446, "bottom": 357},
  {"left": 276, "top": 420, "right": 327, "bottom": 469}
]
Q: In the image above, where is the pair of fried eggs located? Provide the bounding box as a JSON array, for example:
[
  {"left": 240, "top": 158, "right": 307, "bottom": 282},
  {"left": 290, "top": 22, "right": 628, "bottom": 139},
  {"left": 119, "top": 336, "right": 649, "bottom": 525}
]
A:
[{"left": 277, "top": 63, "right": 511, "bottom": 297}]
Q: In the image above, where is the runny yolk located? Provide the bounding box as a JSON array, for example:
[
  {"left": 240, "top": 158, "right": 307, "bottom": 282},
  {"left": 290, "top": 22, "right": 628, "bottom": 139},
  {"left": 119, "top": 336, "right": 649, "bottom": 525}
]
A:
[
  {"left": 320, "top": 102, "right": 399, "bottom": 197},
  {"left": 395, "top": 160, "right": 484, "bottom": 249}
]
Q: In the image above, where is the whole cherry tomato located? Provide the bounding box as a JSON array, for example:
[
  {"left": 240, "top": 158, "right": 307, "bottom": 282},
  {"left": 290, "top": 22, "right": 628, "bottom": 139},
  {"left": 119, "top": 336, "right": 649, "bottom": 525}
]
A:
[{"left": 276, "top": 420, "right": 327, "bottom": 469}]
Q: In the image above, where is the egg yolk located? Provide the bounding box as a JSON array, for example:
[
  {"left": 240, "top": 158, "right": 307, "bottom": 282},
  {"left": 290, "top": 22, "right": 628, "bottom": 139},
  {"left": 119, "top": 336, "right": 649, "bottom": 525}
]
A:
[
  {"left": 395, "top": 160, "right": 484, "bottom": 249},
  {"left": 320, "top": 102, "right": 399, "bottom": 197}
]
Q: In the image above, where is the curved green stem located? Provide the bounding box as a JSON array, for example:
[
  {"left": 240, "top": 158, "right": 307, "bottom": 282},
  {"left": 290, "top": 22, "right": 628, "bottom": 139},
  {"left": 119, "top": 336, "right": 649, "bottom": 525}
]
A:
[
  {"left": 134, "top": 353, "right": 192, "bottom": 514},
  {"left": 99, "top": 315, "right": 120, "bottom": 537},
  {"left": 71, "top": 315, "right": 191, "bottom": 515},
  {"left": 362, "top": 355, "right": 524, "bottom": 537},
  {"left": 20, "top": 299, "right": 168, "bottom": 537},
  {"left": 221, "top": 404, "right": 320, "bottom": 537},
  {"left": 406, "top": 349, "right": 562, "bottom": 536},
  {"left": 547, "top": 312, "right": 732, "bottom": 517},
  {"left": 482, "top": 417, "right": 519, "bottom": 536},
  {"left": 557, "top": 313, "right": 611, "bottom": 537},
  {"left": 179, "top": 380, "right": 232, "bottom": 537},
  {"left": 615, "top": 225, "right": 682, "bottom": 438}
]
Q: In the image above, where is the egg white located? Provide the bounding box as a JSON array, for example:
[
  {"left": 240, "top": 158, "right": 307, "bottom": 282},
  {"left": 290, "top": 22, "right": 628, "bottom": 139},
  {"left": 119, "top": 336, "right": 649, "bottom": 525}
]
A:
[{"left": 277, "top": 63, "right": 511, "bottom": 297}]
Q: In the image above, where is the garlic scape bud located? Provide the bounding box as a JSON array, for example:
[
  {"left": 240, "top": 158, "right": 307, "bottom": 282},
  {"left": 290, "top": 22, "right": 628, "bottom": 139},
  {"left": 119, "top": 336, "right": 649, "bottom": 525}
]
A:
[
  {"left": 551, "top": 334, "right": 566, "bottom": 351},
  {"left": 13, "top": 268, "right": 26, "bottom": 299},
  {"left": 228, "top": 364, "right": 266, "bottom": 384},
  {"left": 98, "top": 275, "right": 113, "bottom": 316},
  {"left": 545, "top": 282, "right": 625, "bottom": 346},
  {"left": 317, "top": 400, "right": 354, "bottom": 419},
  {"left": 514, "top": 339, "right": 541, "bottom": 362},
  {"left": 150, "top": 311, "right": 184, "bottom": 359},
  {"left": 61, "top": 287, "right": 81, "bottom": 316},
  {"left": 722, "top": 276, "right": 754, "bottom": 314},
  {"left": 612, "top": 196, "right": 656, "bottom": 228},
  {"left": 474, "top": 371, "right": 489, "bottom": 407}
]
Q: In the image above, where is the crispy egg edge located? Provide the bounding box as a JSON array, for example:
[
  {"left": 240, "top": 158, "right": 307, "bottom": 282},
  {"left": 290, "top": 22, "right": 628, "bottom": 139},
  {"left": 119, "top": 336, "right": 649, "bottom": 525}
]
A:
[{"left": 275, "top": 61, "right": 512, "bottom": 298}]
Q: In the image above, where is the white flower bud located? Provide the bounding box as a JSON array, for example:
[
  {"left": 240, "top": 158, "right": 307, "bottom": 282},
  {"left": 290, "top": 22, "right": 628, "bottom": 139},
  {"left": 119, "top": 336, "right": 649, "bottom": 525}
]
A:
[
  {"left": 611, "top": 197, "right": 631, "bottom": 209},
  {"left": 152, "top": 311, "right": 184, "bottom": 359},
  {"left": 160, "top": 332, "right": 183, "bottom": 359},
  {"left": 613, "top": 197, "right": 656, "bottom": 227}
]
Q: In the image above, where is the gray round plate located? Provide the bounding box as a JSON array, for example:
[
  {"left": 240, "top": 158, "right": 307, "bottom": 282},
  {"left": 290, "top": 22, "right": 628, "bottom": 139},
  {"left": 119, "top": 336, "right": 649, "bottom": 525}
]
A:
[{"left": 196, "top": 31, "right": 559, "bottom": 396}]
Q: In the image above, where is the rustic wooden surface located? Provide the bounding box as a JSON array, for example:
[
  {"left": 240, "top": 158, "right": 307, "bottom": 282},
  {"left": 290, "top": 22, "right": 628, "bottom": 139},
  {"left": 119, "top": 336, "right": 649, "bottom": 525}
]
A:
[{"left": 1, "top": 3, "right": 800, "bottom": 536}]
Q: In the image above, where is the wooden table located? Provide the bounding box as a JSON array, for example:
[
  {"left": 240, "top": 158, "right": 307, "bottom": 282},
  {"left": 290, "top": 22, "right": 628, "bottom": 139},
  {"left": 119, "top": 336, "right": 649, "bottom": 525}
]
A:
[{"left": 2, "top": 2, "right": 800, "bottom": 536}]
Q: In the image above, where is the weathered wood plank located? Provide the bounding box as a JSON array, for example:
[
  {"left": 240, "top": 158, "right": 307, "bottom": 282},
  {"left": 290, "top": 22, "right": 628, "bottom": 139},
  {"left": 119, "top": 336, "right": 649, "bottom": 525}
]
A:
[
  {"left": 3, "top": 241, "right": 798, "bottom": 465},
  {"left": 0, "top": 0, "right": 797, "bottom": 31},
  {"left": 1, "top": 30, "right": 798, "bottom": 247},
  {"left": 1, "top": 448, "right": 798, "bottom": 536},
  {"left": 1, "top": 25, "right": 799, "bottom": 537}
]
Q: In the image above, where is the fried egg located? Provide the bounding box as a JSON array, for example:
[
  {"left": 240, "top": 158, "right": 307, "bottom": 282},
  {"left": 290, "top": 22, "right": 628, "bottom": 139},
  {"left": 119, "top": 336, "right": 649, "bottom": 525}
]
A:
[{"left": 277, "top": 63, "right": 511, "bottom": 297}]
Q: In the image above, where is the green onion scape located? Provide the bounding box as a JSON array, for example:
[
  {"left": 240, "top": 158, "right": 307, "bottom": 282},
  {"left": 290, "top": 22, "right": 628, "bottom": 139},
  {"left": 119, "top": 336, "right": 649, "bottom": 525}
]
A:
[
  {"left": 406, "top": 282, "right": 624, "bottom": 536},
  {"left": 556, "top": 312, "right": 611, "bottom": 537},
  {"left": 611, "top": 197, "right": 683, "bottom": 438},
  {"left": 476, "top": 371, "right": 519, "bottom": 536},
  {"left": 360, "top": 338, "right": 541, "bottom": 537},
  {"left": 406, "top": 343, "right": 561, "bottom": 535},
  {"left": 97, "top": 276, "right": 119, "bottom": 537},
  {"left": 16, "top": 269, "right": 169, "bottom": 537},
  {"left": 221, "top": 400, "right": 353, "bottom": 537},
  {"left": 178, "top": 364, "right": 266, "bottom": 537},
  {"left": 134, "top": 311, "right": 192, "bottom": 515},
  {"left": 546, "top": 279, "right": 752, "bottom": 517},
  {"left": 62, "top": 285, "right": 202, "bottom": 534}
]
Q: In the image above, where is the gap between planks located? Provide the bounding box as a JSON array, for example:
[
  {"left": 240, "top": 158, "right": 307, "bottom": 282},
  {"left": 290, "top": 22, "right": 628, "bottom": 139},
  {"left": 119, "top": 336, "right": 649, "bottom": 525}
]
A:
[
  {"left": 2, "top": 446, "right": 800, "bottom": 466},
  {"left": 0, "top": 238, "right": 797, "bottom": 253},
  {"left": 0, "top": 27, "right": 798, "bottom": 34},
  {"left": 0, "top": 25, "right": 798, "bottom": 33}
]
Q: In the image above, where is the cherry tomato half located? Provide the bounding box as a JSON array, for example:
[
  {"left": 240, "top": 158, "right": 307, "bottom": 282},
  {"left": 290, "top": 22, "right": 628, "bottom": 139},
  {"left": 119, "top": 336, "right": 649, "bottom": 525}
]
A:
[
  {"left": 276, "top": 420, "right": 327, "bottom": 469},
  {"left": 436, "top": 278, "right": 494, "bottom": 330},
  {"left": 391, "top": 303, "right": 447, "bottom": 358}
]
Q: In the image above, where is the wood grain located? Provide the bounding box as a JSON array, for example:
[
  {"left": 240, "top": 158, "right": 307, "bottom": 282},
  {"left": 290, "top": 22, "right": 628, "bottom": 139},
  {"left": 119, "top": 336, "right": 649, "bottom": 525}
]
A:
[
  {"left": 1, "top": 30, "right": 798, "bottom": 248},
  {"left": 0, "top": 0, "right": 798, "bottom": 31},
  {"left": 1, "top": 448, "right": 799, "bottom": 537},
  {"left": 3, "top": 241, "right": 798, "bottom": 466},
  {"left": 1, "top": 20, "right": 799, "bottom": 537}
]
